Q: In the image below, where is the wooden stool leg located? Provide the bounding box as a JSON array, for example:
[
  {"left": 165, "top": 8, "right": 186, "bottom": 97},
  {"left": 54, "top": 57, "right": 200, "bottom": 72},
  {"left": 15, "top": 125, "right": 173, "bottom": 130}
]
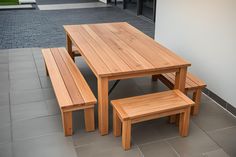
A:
[
  {"left": 179, "top": 107, "right": 191, "bottom": 137},
  {"left": 84, "top": 107, "right": 95, "bottom": 132},
  {"left": 62, "top": 111, "right": 73, "bottom": 136},
  {"left": 113, "top": 108, "right": 121, "bottom": 137},
  {"left": 192, "top": 89, "right": 202, "bottom": 115},
  {"left": 122, "top": 120, "right": 131, "bottom": 150}
]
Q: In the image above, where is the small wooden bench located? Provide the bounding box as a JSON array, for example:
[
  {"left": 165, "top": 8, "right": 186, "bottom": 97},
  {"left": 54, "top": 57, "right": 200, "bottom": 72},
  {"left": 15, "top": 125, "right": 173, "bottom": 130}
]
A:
[
  {"left": 42, "top": 47, "right": 97, "bottom": 136},
  {"left": 153, "top": 73, "right": 206, "bottom": 115},
  {"left": 111, "top": 90, "right": 194, "bottom": 150}
]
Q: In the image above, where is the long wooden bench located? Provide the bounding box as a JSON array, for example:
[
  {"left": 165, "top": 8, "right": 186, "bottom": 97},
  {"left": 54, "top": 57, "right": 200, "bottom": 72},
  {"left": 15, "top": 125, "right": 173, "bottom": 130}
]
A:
[
  {"left": 153, "top": 73, "right": 206, "bottom": 115},
  {"left": 42, "top": 47, "right": 97, "bottom": 136},
  {"left": 111, "top": 90, "right": 194, "bottom": 150}
]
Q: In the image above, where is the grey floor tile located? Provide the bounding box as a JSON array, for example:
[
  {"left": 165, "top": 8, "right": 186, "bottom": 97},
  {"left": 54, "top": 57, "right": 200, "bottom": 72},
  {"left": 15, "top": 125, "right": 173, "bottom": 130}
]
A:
[
  {"left": 45, "top": 99, "right": 60, "bottom": 115},
  {"left": 11, "top": 101, "right": 50, "bottom": 122},
  {"left": 132, "top": 118, "right": 179, "bottom": 145},
  {"left": 0, "top": 71, "right": 9, "bottom": 81},
  {"left": 139, "top": 140, "right": 178, "bottom": 157},
  {"left": 10, "top": 77, "right": 41, "bottom": 91},
  {"left": 10, "top": 89, "right": 44, "bottom": 105},
  {"left": 8, "top": 48, "right": 32, "bottom": 56},
  {"left": 109, "top": 79, "right": 144, "bottom": 100},
  {"left": 0, "top": 124, "right": 12, "bottom": 145},
  {"left": 208, "top": 126, "right": 236, "bottom": 157},
  {"left": 0, "top": 54, "right": 9, "bottom": 64},
  {"left": 133, "top": 77, "right": 168, "bottom": 94},
  {"left": 203, "top": 149, "right": 230, "bottom": 157},
  {"left": 9, "top": 69, "right": 38, "bottom": 80},
  {"left": 39, "top": 76, "right": 52, "bottom": 88},
  {"left": 74, "top": 131, "right": 141, "bottom": 157},
  {"left": 42, "top": 88, "right": 56, "bottom": 100},
  {"left": 167, "top": 122, "right": 219, "bottom": 157},
  {"left": 12, "top": 115, "right": 62, "bottom": 141},
  {"left": 192, "top": 100, "right": 236, "bottom": 132},
  {"left": 0, "top": 80, "right": 10, "bottom": 92},
  {"left": 9, "top": 61, "right": 35, "bottom": 72},
  {"left": 13, "top": 132, "right": 76, "bottom": 157},
  {"left": 72, "top": 130, "right": 118, "bottom": 147},
  {"left": 0, "top": 105, "right": 11, "bottom": 124},
  {"left": 76, "top": 145, "right": 142, "bottom": 157},
  {"left": 0, "top": 92, "right": 9, "bottom": 108},
  {"left": 9, "top": 55, "right": 34, "bottom": 63},
  {"left": 0, "top": 64, "right": 9, "bottom": 72},
  {"left": 0, "top": 143, "right": 13, "bottom": 157}
]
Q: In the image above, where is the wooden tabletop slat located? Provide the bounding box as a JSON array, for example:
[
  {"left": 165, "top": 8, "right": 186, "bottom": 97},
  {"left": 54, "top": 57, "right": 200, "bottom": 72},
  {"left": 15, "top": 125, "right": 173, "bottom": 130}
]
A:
[
  {"left": 114, "top": 23, "right": 190, "bottom": 66},
  {"left": 89, "top": 24, "right": 154, "bottom": 71},
  {"left": 51, "top": 48, "right": 85, "bottom": 105},
  {"left": 105, "top": 24, "right": 171, "bottom": 68},
  {"left": 77, "top": 26, "right": 127, "bottom": 73},
  {"left": 58, "top": 48, "right": 97, "bottom": 104},
  {"left": 81, "top": 25, "right": 132, "bottom": 73},
  {"left": 42, "top": 49, "right": 73, "bottom": 107},
  {"left": 64, "top": 22, "right": 191, "bottom": 77},
  {"left": 66, "top": 26, "right": 111, "bottom": 76}
]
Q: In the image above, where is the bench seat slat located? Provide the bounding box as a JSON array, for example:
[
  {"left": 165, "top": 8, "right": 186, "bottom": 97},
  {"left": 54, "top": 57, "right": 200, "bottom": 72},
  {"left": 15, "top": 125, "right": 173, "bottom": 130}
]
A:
[
  {"left": 58, "top": 48, "right": 96, "bottom": 104},
  {"left": 51, "top": 48, "right": 85, "bottom": 106},
  {"left": 42, "top": 49, "right": 73, "bottom": 107},
  {"left": 112, "top": 90, "right": 194, "bottom": 120},
  {"left": 161, "top": 73, "right": 206, "bottom": 90}
]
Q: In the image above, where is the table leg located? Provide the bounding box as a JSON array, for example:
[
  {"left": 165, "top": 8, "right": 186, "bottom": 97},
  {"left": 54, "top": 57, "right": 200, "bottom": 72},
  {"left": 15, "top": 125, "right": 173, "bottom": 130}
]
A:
[
  {"left": 66, "top": 34, "right": 74, "bottom": 60},
  {"left": 175, "top": 67, "right": 187, "bottom": 92},
  {"left": 98, "top": 77, "right": 109, "bottom": 135},
  {"left": 170, "top": 67, "right": 187, "bottom": 123}
]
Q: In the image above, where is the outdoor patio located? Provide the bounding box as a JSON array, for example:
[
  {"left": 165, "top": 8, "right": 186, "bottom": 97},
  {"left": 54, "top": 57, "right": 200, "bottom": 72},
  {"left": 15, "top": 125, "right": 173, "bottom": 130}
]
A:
[
  {"left": 0, "top": 2, "right": 236, "bottom": 157},
  {"left": 0, "top": 47, "right": 235, "bottom": 157}
]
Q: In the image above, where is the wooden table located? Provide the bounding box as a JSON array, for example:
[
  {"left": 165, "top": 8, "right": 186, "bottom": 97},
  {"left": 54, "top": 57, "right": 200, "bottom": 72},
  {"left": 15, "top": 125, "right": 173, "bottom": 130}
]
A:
[{"left": 64, "top": 22, "right": 191, "bottom": 135}]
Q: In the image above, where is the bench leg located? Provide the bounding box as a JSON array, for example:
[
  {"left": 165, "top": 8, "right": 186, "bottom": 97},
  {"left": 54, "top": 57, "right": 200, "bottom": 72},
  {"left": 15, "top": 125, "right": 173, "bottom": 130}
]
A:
[
  {"left": 62, "top": 111, "right": 73, "bottom": 136},
  {"left": 179, "top": 107, "right": 191, "bottom": 137},
  {"left": 192, "top": 89, "right": 202, "bottom": 115},
  {"left": 113, "top": 108, "right": 121, "bottom": 137},
  {"left": 122, "top": 120, "right": 131, "bottom": 150},
  {"left": 84, "top": 107, "right": 95, "bottom": 132}
]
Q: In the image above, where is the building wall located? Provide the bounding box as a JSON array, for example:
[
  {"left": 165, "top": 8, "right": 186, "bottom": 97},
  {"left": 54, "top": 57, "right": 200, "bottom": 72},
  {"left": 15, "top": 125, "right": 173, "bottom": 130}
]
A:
[{"left": 155, "top": 0, "right": 236, "bottom": 107}]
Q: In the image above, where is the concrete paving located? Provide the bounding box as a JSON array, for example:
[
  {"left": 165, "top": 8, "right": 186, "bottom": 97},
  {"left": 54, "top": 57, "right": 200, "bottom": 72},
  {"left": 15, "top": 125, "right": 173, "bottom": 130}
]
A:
[{"left": 0, "top": 48, "right": 235, "bottom": 157}]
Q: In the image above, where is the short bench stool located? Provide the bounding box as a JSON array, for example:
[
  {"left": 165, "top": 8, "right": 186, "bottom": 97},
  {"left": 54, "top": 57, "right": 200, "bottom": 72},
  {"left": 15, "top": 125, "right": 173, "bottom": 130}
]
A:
[
  {"left": 111, "top": 90, "right": 194, "bottom": 150},
  {"left": 153, "top": 73, "right": 206, "bottom": 115}
]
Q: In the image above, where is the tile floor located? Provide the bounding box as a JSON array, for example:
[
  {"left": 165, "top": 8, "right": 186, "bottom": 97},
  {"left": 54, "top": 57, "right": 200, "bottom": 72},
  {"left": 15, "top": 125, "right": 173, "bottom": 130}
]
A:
[{"left": 0, "top": 48, "right": 235, "bottom": 157}]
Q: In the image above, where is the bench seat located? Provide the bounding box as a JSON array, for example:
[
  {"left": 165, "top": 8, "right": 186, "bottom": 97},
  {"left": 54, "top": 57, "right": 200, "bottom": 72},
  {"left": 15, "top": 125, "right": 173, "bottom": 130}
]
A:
[
  {"left": 155, "top": 73, "right": 206, "bottom": 115},
  {"left": 111, "top": 90, "right": 194, "bottom": 150},
  {"left": 42, "top": 47, "right": 96, "bottom": 136}
]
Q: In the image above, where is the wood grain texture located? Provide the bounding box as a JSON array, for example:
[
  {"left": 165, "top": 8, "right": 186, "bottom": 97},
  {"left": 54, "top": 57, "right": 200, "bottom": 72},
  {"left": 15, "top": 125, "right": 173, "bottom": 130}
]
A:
[
  {"left": 42, "top": 48, "right": 96, "bottom": 136},
  {"left": 112, "top": 90, "right": 193, "bottom": 150},
  {"left": 64, "top": 22, "right": 191, "bottom": 135},
  {"left": 63, "top": 22, "right": 191, "bottom": 77},
  {"left": 111, "top": 90, "right": 194, "bottom": 120}
]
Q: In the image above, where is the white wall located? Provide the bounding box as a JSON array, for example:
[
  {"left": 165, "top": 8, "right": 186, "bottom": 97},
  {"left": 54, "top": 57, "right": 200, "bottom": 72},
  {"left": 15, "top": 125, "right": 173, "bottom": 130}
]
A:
[{"left": 155, "top": 0, "right": 236, "bottom": 107}]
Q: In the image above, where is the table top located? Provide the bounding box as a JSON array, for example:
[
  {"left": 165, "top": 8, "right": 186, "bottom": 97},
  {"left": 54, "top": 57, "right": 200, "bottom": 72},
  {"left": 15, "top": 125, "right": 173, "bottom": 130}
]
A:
[{"left": 64, "top": 22, "right": 190, "bottom": 77}]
